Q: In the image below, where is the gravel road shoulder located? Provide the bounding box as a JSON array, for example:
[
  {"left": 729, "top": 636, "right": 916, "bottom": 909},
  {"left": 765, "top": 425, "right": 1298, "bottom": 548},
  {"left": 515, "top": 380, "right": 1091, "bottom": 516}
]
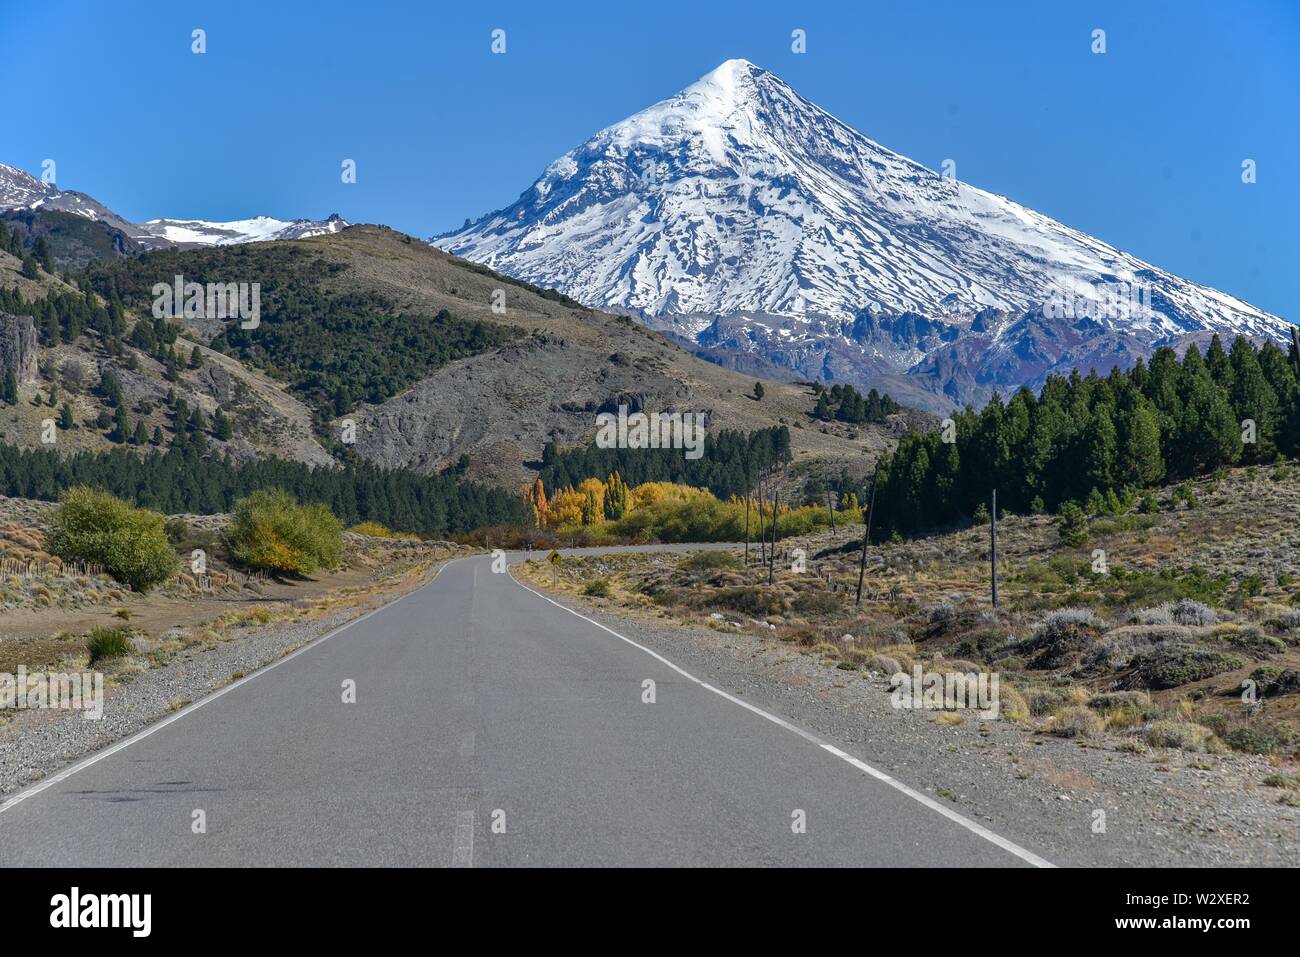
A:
[{"left": 0, "top": 562, "right": 448, "bottom": 799}]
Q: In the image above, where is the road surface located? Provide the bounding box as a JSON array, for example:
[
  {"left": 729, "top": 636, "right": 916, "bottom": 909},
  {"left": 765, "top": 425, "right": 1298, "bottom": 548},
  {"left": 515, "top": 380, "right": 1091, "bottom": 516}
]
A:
[{"left": 0, "top": 550, "right": 1051, "bottom": 867}]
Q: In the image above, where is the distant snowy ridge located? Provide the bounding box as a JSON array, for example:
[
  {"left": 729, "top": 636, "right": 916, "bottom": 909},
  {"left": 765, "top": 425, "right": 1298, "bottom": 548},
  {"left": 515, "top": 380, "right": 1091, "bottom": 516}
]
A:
[
  {"left": 0, "top": 162, "right": 345, "bottom": 249},
  {"left": 137, "top": 214, "right": 347, "bottom": 246}
]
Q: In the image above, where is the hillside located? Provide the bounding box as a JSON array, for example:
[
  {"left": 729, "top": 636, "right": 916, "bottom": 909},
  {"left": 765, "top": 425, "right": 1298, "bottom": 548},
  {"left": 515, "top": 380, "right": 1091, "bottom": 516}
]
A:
[
  {"left": 81, "top": 225, "right": 921, "bottom": 489},
  {"left": 0, "top": 243, "right": 332, "bottom": 467}
]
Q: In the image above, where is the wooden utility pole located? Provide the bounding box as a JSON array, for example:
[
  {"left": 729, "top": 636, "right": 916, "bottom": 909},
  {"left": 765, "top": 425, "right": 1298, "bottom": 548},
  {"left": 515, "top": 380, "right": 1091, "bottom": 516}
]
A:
[
  {"left": 827, "top": 488, "right": 837, "bottom": 537},
  {"left": 855, "top": 468, "right": 878, "bottom": 607},
  {"left": 768, "top": 485, "right": 780, "bottom": 586},
  {"left": 990, "top": 488, "right": 999, "bottom": 609},
  {"left": 744, "top": 494, "right": 750, "bottom": 564},
  {"left": 756, "top": 480, "right": 767, "bottom": 565}
]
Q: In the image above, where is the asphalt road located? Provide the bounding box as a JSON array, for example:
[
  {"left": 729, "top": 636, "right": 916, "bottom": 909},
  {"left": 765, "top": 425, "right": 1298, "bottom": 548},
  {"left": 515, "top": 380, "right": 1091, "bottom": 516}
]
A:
[{"left": 0, "top": 549, "right": 1052, "bottom": 867}]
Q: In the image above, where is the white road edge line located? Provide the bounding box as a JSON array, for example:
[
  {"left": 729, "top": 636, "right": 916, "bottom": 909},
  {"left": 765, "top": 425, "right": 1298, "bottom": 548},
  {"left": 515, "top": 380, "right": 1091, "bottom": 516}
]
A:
[
  {"left": 0, "top": 559, "right": 458, "bottom": 817},
  {"left": 510, "top": 564, "right": 1056, "bottom": 869}
]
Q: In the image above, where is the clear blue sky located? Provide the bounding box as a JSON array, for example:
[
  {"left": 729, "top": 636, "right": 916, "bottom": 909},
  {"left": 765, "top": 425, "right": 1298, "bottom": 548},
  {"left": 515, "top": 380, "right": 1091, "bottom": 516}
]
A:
[{"left": 3, "top": 0, "right": 1296, "bottom": 317}]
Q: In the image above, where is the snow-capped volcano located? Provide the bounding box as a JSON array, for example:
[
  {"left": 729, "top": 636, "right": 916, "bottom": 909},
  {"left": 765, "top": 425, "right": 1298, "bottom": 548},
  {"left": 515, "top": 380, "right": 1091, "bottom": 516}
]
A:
[{"left": 436, "top": 59, "right": 1290, "bottom": 407}]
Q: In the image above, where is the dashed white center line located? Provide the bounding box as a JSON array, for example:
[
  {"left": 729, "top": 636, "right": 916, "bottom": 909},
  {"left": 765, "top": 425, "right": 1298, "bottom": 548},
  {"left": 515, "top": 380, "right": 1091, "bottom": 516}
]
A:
[{"left": 451, "top": 810, "right": 475, "bottom": 867}]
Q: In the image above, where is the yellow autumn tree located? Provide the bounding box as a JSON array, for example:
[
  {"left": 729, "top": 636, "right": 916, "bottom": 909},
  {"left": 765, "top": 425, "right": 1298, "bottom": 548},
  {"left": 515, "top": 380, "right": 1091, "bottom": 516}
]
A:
[
  {"left": 603, "top": 471, "right": 629, "bottom": 520},
  {"left": 523, "top": 478, "right": 550, "bottom": 529},
  {"left": 546, "top": 486, "right": 586, "bottom": 528}
]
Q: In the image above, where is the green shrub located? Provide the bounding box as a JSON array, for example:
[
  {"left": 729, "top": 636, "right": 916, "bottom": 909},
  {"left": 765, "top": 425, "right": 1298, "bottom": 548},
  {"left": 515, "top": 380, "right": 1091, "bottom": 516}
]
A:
[
  {"left": 1146, "top": 719, "right": 1218, "bottom": 751},
  {"left": 226, "top": 488, "right": 343, "bottom": 575},
  {"left": 678, "top": 550, "right": 742, "bottom": 573},
  {"left": 792, "top": 589, "right": 843, "bottom": 615},
  {"left": 348, "top": 521, "right": 400, "bottom": 538},
  {"left": 1057, "top": 502, "right": 1089, "bottom": 547},
  {"left": 1249, "top": 666, "right": 1300, "bottom": 698},
  {"left": 1222, "top": 721, "right": 1297, "bottom": 755},
  {"left": 87, "top": 627, "right": 133, "bottom": 664},
  {"left": 1129, "top": 643, "right": 1248, "bottom": 690},
  {"left": 1051, "top": 705, "right": 1103, "bottom": 738},
  {"left": 582, "top": 578, "right": 612, "bottom": 598},
  {"left": 707, "top": 586, "right": 788, "bottom": 617},
  {"left": 49, "top": 487, "right": 178, "bottom": 592}
]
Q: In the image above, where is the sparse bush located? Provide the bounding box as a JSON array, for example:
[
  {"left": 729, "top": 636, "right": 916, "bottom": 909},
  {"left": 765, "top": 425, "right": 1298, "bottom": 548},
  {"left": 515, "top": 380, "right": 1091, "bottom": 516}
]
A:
[
  {"left": 1016, "top": 607, "right": 1104, "bottom": 668},
  {"left": 582, "top": 578, "right": 612, "bottom": 598},
  {"left": 1146, "top": 720, "right": 1218, "bottom": 751},
  {"left": 226, "top": 489, "right": 343, "bottom": 575},
  {"left": 1249, "top": 666, "right": 1300, "bottom": 698},
  {"left": 1040, "top": 607, "right": 1103, "bottom": 631},
  {"left": 1131, "top": 599, "right": 1218, "bottom": 627},
  {"left": 1128, "top": 643, "right": 1248, "bottom": 690},
  {"left": 997, "top": 685, "right": 1030, "bottom": 721},
  {"left": 1026, "top": 687, "right": 1068, "bottom": 717},
  {"left": 1051, "top": 705, "right": 1103, "bottom": 738},
  {"left": 925, "top": 602, "right": 958, "bottom": 625},
  {"left": 1221, "top": 721, "right": 1297, "bottom": 755},
  {"left": 348, "top": 521, "right": 401, "bottom": 538},
  {"left": 706, "top": 586, "right": 788, "bottom": 617},
  {"left": 87, "top": 627, "right": 132, "bottom": 664},
  {"left": 49, "top": 487, "right": 178, "bottom": 592},
  {"left": 678, "top": 550, "right": 741, "bottom": 573},
  {"left": 1223, "top": 627, "right": 1286, "bottom": 659},
  {"left": 792, "top": 589, "right": 843, "bottom": 615},
  {"left": 1081, "top": 624, "right": 1194, "bottom": 673},
  {"left": 868, "top": 654, "right": 902, "bottom": 676}
]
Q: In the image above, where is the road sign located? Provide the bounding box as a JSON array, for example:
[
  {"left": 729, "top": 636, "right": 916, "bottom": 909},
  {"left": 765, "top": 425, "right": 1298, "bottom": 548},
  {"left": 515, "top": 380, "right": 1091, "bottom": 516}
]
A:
[{"left": 547, "top": 549, "right": 562, "bottom": 565}]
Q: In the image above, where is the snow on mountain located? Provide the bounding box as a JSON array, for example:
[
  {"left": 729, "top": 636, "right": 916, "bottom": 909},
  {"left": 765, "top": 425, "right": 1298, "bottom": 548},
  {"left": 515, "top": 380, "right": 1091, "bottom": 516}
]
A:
[
  {"left": 435, "top": 59, "right": 1291, "bottom": 408},
  {"left": 0, "top": 163, "right": 58, "bottom": 210},
  {"left": 136, "top": 214, "right": 347, "bottom": 247},
  {"left": 0, "top": 162, "right": 345, "bottom": 250}
]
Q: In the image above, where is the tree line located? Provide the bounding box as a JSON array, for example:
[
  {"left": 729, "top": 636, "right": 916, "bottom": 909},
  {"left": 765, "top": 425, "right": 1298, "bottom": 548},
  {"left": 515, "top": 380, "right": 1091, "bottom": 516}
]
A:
[
  {"left": 812, "top": 382, "right": 900, "bottom": 424},
  {"left": 0, "top": 440, "right": 526, "bottom": 537},
  {"left": 537, "top": 425, "right": 792, "bottom": 501},
  {"left": 873, "top": 333, "right": 1300, "bottom": 534}
]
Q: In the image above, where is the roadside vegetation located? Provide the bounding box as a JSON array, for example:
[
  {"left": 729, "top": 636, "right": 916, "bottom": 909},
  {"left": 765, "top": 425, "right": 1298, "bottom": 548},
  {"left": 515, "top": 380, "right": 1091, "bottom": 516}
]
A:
[
  {"left": 0, "top": 442, "right": 526, "bottom": 537},
  {"left": 0, "top": 488, "right": 463, "bottom": 702},
  {"left": 526, "top": 465, "right": 1300, "bottom": 768},
  {"left": 524, "top": 475, "right": 860, "bottom": 544},
  {"left": 48, "top": 486, "right": 177, "bottom": 591},
  {"left": 226, "top": 488, "right": 343, "bottom": 575}
]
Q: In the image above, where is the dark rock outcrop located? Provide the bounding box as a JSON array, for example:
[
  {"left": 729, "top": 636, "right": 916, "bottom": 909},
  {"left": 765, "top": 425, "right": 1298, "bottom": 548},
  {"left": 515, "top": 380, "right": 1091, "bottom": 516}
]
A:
[{"left": 0, "top": 312, "right": 38, "bottom": 384}]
